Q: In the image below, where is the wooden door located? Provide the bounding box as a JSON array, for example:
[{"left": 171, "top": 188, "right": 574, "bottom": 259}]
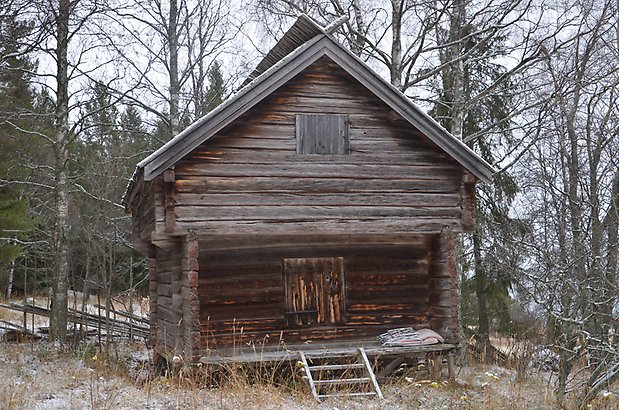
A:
[{"left": 283, "top": 257, "right": 345, "bottom": 326}]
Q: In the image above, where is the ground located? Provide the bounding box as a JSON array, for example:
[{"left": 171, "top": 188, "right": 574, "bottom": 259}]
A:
[
  {"left": 1, "top": 297, "right": 617, "bottom": 409},
  {"left": 1, "top": 340, "right": 617, "bottom": 410}
]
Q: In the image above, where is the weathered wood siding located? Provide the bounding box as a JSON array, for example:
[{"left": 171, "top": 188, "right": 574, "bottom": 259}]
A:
[
  {"left": 153, "top": 241, "right": 183, "bottom": 352},
  {"left": 165, "top": 56, "right": 468, "bottom": 238},
  {"left": 198, "top": 237, "right": 434, "bottom": 348},
  {"left": 130, "top": 179, "right": 156, "bottom": 255},
  {"left": 138, "top": 55, "right": 474, "bottom": 356}
]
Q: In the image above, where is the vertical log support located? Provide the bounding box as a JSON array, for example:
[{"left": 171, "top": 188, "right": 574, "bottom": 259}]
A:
[
  {"left": 460, "top": 170, "right": 476, "bottom": 233},
  {"left": 163, "top": 169, "right": 176, "bottom": 232},
  {"left": 181, "top": 229, "right": 200, "bottom": 364},
  {"left": 148, "top": 256, "right": 158, "bottom": 350},
  {"left": 428, "top": 228, "right": 460, "bottom": 343}
]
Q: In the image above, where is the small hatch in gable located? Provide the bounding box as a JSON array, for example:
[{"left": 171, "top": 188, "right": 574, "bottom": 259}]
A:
[{"left": 296, "top": 114, "right": 349, "bottom": 155}]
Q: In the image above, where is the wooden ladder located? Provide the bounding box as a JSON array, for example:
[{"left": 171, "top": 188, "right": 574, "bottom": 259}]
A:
[{"left": 298, "top": 348, "right": 384, "bottom": 402}]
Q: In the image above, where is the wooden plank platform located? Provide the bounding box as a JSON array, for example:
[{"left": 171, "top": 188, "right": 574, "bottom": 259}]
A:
[{"left": 199, "top": 339, "right": 455, "bottom": 365}]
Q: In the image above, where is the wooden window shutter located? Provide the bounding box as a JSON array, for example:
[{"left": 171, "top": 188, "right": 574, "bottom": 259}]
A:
[
  {"left": 283, "top": 257, "right": 346, "bottom": 326},
  {"left": 296, "top": 114, "right": 349, "bottom": 155}
]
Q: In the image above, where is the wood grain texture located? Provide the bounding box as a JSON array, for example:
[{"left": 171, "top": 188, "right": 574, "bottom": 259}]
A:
[
  {"left": 138, "top": 56, "right": 472, "bottom": 360},
  {"left": 198, "top": 242, "right": 436, "bottom": 349},
  {"left": 164, "top": 57, "right": 470, "bottom": 238}
]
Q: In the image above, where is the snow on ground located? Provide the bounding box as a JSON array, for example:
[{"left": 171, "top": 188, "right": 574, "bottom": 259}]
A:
[
  {"left": 1, "top": 298, "right": 617, "bottom": 409},
  {"left": 3, "top": 339, "right": 616, "bottom": 410}
]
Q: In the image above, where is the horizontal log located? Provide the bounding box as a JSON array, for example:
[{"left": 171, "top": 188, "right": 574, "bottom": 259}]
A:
[
  {"left": 199, "top": 242, "right": 426, "bottom": 263},
  {"left": 201, "top": 285, "right": 283, "bottom": 300},
  {"left": 174, "top": 205, "right": 462, "bottom": 222},
  {"left": 346, "top": 303, "right": 427, "bottom": 313},
  {"left": 201, "top": 303, "right": 284, "bottom": 322},
  {"left": 347, "top": 284, "right": 428, "bottom": 295},
  {"left": 202, "top": 317, "right": 287, "bottom": 334},
  {"left": 199, "top": 274, "right": 282, "bottom": 290},
  {"left": 174, "top": 218, "right": 463, "bottom": 236},
  {"left": 345, "top": 257, "right": 430, "bottom": 272},
  {"left": 200, "top": 264, "right": 283, "bottom": 279},
  {"left": 346, "top": 313, "right": 426, "bottom": 323},
  {"left": 176, "top": 163, "right": 461, "bottom": 180},
  {"left": 174, "top": 176, "right": 460, "bottom": 194},
  {"left": 194, "top": 233, "right": 429, "bottom": 251},
  {"left": 157, "top": 304, "right": 180, "bottom": 325},
  {"left": 156, "top": 283, "right": 172, "bottom": 297},
  {"left": 200, "top": 289, "right": 283, "bottom": 306},
  {"left": 174, "top": 192, "right": 461, "bottom": 208},
  {"left": 345, "top": 273, "right": 430, "bottom": 286},
  {"left": 186, "top": 148, "right": 452, "bottom": 166}
]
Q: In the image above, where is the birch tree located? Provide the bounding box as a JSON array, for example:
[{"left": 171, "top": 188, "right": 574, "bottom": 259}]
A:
[
  {"left": 518, "top": 0, "right": 619, "bottom": 404},
  {"left": 7, "top": 0, "right": 125, "bottom": 341}
]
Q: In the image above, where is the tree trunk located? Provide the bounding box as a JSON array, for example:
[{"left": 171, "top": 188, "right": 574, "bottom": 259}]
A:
[
  {"left": 473, "top": 229, "right": 490, "bottom": 348},
  {"left": 5, "top": 259, "right": 15, "bottom": 299},
  {"left": 168, "top": 0, "right": 180, "bottom": 138},
  {"left": 389, "top": 0, "right": 403, "bottom": 89},
  {"left": 49, "top": 0, "right": 71, "bottom": 343},
  {"left": 555, "top": 350, "right": 569, "bottom": 408}
]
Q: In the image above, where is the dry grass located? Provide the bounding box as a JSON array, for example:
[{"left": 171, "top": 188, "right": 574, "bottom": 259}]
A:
[{"left": 0, "top": 339, "right": 617, "bottom": 409}]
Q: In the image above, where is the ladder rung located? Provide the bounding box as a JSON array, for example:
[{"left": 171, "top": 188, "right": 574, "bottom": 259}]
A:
[
  {"left": 319, "top": 392, "right": 377, "bottom": 398},
  {"left": 314, "top": 377, "right": 370, "bottom": 385},
  {"left": 309, "top": 363, "right": 365, "bottom": 371}
]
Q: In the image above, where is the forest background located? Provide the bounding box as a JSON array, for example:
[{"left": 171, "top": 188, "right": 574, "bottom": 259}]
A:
[{"left": 0, "top": 0, "right": 617, "bottom": 406}]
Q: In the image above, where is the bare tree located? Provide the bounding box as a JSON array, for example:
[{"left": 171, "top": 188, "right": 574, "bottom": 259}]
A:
[
  {"left": 8, "top": 0, "right": 126, "bottom": 341},
  {"left": 518, "top": 0, "right": 619, "bottom": 404},
  {"left": 112, "top": 0, "right": 242, "bottom": 140}
]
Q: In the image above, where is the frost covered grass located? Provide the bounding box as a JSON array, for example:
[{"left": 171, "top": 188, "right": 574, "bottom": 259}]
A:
[{"left": 0, "top": 340, "right": 617, "bottom": 409}]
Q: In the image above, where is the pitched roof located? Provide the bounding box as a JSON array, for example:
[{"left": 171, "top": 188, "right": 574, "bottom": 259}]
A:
[
  {"left": 124, "top": 17, "right": 494, "bottom": 208},
  {"left": 242, "top": 14, "right": 348, "bottom": 86}
]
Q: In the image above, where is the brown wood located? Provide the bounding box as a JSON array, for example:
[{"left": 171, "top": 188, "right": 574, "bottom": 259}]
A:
[
  {"left": 283, "top": 257, "right": 345, "bottom": 326},
  {"left": 460, "top": 170, "right": 476, "bottom": 232},
  {"left": 163, "top": 170, "right": 175, "bottom": 232},
  {"left": 130, "top": 56, "right": 477, "bottom": 362}
]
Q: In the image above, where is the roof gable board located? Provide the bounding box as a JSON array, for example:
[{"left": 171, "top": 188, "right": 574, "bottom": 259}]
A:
[{"left": 126, "top": 33, "right": 494, "bottom": 207}]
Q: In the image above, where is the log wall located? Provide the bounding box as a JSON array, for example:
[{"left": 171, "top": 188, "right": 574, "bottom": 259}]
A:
[
  {"left": 131, "top": 179, "right": 156, "bottom": 255},
  {"left": 161, "top": 56, "right": 470, "bottom": 239},
  {"left": 135, "top": 56, "right": 474, "bottom": 358},
  {"left": 153, "top": 241, "right": 183, "bottom": 353},
  {"left": 198, "top": 237, "right": 436, "bottom": 349}
]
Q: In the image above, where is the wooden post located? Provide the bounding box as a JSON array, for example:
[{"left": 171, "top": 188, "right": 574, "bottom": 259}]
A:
[
  {"left": 181, "top": 229, "right": 200, "bottom": 364},
  {"left": 148, "top": 256, "right": 158, "bottom": 349},
  {"left": 427, "top": 352, "right": 442, "bottom": 381},
  {"left": 428, "top": 228, "right": 460, "bottom": 343},
  {"left": 447, "top": 352, "right": 456, "bottom": 382}
]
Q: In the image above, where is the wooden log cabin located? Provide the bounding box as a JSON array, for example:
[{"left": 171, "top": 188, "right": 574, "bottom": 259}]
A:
[{"left": 123, "top": 15, "right": 493, "bottom": 368}]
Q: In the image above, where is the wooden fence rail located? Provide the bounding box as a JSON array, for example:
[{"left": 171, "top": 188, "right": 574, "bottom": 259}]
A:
[{"left": 0, "top": 302, "right": 150, "bottom": 340}]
